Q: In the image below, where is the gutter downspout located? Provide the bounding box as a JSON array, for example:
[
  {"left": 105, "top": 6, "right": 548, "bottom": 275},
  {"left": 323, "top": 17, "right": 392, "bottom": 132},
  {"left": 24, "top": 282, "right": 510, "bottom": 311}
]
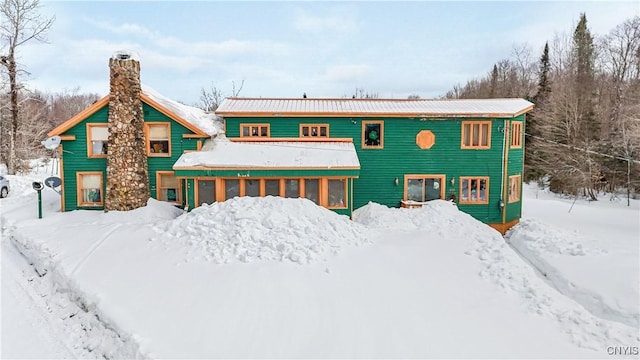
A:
[{"left": 501, "top": 120, "right": 510, "bottom": 225}]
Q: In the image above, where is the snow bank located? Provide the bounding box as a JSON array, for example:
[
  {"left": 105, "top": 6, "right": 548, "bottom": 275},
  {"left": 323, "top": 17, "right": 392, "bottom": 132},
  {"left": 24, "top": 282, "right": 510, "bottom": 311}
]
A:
[
  {"left": 352, "top": 201, "right": 638, "bottom": 351},
  {"left": 507, "top": 219, "right": 638, "bottom": 328},
  {"left": 157, "top": 196, "right": 372, "bottom": 264}
]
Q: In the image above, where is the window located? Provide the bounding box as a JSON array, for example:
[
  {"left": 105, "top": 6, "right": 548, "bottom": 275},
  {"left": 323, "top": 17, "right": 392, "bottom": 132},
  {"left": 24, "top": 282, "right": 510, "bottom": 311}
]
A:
[
  {"left": 240, "top": 124, "right": 270, "bottom": 137},
  {"left": 327, "top": 179, "right": 347, "bottom": 208},
  {"left": 461, "top": 121, "right": 491, "bottom": 149},
  {"left": 362, "top": 121, "right": 384, "bottom": 148},
  {"left": 405, "top": 175, "right": 446, "bottom": 202},
  {"left": 511, "top": 121, "right": 523, "bottom": 148},
  {"left": 245, "top": 179, "right": 260, "bottom": 197},
  {"left": 509, "top": 175, "right": 521, "bottom": 203},
  {"left": 225, "top": 179, "right": 240, "bottom": 200},
  {"left": 265, "top": 179, "right": 280, "bottom": 196},
  {"left": 146, "top": 123, "right": 170, "bottom": 156},
  {"left": 77, "top": 172, "right": 103, "bottom": 206},
  {"left": 304, "top": 179, "right": 319, "bottom": 204},
  {"left": 460, "top": 177, "right": 489, "bottom": 204},
  {"left": 300, "top": 124, "right": 329, "bottom": 137},
  {"left": 197, "top": 179, "right": 216, "bottom": 205},
  {"left": 157, "top": 172, "right": 180, "bottom": 203},
  {"left": 284, "top": 179, "right": 299, "bottom": 198},
  {"left": 87, "top": 124, "right": 108, "bottom": 157}
]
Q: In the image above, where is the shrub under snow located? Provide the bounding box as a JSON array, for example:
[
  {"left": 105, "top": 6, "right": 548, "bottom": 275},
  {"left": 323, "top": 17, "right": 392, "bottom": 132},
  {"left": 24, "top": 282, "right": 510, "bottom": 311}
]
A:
[{"left": 157, "top": 196, "right": 372, "bottom": 264}]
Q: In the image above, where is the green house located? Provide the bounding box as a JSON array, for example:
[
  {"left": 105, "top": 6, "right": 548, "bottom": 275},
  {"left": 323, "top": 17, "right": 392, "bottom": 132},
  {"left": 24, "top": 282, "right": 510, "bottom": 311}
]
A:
[
  {"left": 49, "top": 85, "right": 532, "bottom": 234},
  {"left": 47, "top": 86, "right": 214, "bottom": 212},
  {"left": 211, "top": 97, "right": 533, "bottom": 234}
]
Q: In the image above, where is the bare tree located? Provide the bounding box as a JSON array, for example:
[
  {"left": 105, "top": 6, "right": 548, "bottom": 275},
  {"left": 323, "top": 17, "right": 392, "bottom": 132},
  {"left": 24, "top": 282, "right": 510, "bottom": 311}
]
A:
[
  {"left": 197, "top": 80, "right": 244, "bottom": 112},
  {"left": 0, "top": 0, "right": 54, "bottom": 173}
]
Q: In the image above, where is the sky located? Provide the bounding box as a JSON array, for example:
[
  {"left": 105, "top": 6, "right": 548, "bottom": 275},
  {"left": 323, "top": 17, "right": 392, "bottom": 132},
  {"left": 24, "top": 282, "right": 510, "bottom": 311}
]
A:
[{"left": 14, "top": 1, "right": 640, "bottom": 106}]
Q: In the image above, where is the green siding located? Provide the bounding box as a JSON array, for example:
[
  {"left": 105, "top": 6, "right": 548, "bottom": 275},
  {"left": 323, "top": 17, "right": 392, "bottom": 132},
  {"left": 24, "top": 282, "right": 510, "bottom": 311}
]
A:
[
  {"left": 224, "top": 115, "right": 522, "bottom": 224},
  {"left": 59, "top": 102, "right": 200, "bottom": 211}
]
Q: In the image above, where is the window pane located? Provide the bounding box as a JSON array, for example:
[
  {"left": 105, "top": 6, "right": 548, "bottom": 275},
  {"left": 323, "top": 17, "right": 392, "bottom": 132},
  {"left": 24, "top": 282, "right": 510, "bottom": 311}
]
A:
[
  {"left": 242, "top": 126, "right": 249, "bottom": 137},
  {"left": 82, "top": 174, "right": 101, "bottom": 188},
  {"left": 320, "top": 127, "right": 327, "bottom": 136},
  {"left": 92, "top": 141, "right": 107, "bottom": 155},
  {"left": 245, "top": 179, "right": 260, "bottom": 197},
  {"left": 425, "top": 178, "right": 442, "bottom": 201},
  {"left": 302, "top": 127, "right": 309, "bottom": 136},
  {"left": 160, "top": 174, "right": 178, "bottom": 188},
  {"left": 149, "top": 125, "right": 168, "bottom": 140},
  {"left": 479, "top": 179, "right": 487, "bottom": 201},
  {"left": 463, "top": 124, "right": 470, "bottom": 146},
  {"left": 364, "top": 123, "right": 381, "bottom": 146},
  {"left": 198, "top": 180, "right": 216, "bottom": 205},
  {"left": 150, "top": 141, "right": 168, "bottom": 153},
  {"left": 461, "top": 179, "right": 469, "bottom": 201},
  {"left": 328, "top": 179, "right": 346, "bottom": 207},
  {"left": 260, "top": 126, "right": 268, "bottom": 136},
  {"left": 265, "top": 180, "right": 280, "bottom": 196},
  {"left": 91, "top": 126, "right": 108, "bottom": 141},
  {"left": 472, "top": 124, "right": 480, "bottom": 146},
  {"left": 407, "top": 179, "right": 424, "bottom": 202},
  {"left": 304, "top": 179, "right": 319, "bottom": 204},
  {"left": 225, "top": 179, "right": 239, "bottom": 199},
  {"left": 481, "top": 124, "right": 489, "bottom": 146},
  {"left": 161, "top": 188, "right": 178, "bottom": 202},
  {"left": 82, "top": 188, "right": 101, "bottom": 203},
  {"left": 284, "top": 179, "right": 299, "bottom": 198}
]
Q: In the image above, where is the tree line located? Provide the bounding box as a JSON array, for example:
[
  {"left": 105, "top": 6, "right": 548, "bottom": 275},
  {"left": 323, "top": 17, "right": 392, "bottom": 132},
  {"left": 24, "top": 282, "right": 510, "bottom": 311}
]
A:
[{"left": 445, "top": 14, "right": 640, "bottom": 201}]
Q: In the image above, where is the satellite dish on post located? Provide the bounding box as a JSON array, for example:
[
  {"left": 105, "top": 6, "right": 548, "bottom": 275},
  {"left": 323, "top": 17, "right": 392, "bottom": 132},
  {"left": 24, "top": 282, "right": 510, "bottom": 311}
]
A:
[
  {"left": 44, "top": 176, "right": 62, "bottom": 189},
  {"left": 42, "top": 136, "right": 61, "bottom": 150}
]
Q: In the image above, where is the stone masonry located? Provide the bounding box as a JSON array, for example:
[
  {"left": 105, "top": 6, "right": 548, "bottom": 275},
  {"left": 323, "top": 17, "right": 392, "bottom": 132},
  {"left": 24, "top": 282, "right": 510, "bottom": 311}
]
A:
[{"left": 104, "top": 52, "right": 150, "bottom": 211}]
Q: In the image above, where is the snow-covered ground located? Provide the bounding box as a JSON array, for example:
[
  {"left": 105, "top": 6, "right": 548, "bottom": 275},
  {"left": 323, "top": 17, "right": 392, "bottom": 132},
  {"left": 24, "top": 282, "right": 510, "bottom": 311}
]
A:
[{"left": 1, "top": 165, "right": 638, "bottom": 358}]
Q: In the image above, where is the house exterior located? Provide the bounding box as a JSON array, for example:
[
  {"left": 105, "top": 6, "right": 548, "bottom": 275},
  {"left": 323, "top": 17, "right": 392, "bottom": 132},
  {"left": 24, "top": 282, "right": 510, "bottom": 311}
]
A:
[
  {"left": 211, "top": 98, "right": 533, "bottom": 233},
  {"left": 46, "top": 86, "right": 216, "bottom": 212},
  {"left": 47, "top": 54, "right": 533, "bottom": 235}
]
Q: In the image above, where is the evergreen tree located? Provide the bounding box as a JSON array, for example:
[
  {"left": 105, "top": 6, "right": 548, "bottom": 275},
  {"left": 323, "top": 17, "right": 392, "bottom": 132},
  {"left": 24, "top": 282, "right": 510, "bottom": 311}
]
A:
[
  {"left": 572, "top": 13, "right": 598, "bottom": 142},
  {"left": 489, "top": 64, "right": 499, "bottom": 98},
  {"left": 525, "top": 42, "right": 552, "bottom": 180}
]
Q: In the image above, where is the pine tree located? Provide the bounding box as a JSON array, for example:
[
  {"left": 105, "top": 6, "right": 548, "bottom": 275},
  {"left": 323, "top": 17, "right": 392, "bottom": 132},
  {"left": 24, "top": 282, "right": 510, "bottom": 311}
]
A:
[
  {"left": 572, "top": 13, "right": 598, "bottom": 142},
  {"left": 525, "top": 42, "right": 552, "bottom": 181}
]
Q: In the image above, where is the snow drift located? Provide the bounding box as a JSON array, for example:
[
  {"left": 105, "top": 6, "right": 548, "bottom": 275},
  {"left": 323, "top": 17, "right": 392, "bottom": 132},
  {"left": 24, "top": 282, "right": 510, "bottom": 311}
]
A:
[{"left": 156, "top": 196, "right": 372, "bottom": 264}]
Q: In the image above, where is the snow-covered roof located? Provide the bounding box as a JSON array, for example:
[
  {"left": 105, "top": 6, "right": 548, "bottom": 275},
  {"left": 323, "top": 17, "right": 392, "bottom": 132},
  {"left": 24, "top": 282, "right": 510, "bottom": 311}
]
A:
[
  {"left": 173, "top": 137, "right": 360, "bottom": 169},
  {"left": 216, "top": 98, "right": 534, "bottom": 118},
  {"left": 141, "top": 85, "right": 219, "bottom": 136}
]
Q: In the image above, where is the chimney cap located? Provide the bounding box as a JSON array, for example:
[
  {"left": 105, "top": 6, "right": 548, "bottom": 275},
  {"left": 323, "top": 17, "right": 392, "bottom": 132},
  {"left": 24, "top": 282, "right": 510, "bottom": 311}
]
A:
[{"left": 111, "top": 50, "right": 140, "bottom": 61}]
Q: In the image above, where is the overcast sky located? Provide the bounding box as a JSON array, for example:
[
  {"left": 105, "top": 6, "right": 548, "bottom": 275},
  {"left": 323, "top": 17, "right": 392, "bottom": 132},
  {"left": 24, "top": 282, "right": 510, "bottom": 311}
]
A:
[{"left": 17, "top": 1, "right": 640, "bottom": 106}]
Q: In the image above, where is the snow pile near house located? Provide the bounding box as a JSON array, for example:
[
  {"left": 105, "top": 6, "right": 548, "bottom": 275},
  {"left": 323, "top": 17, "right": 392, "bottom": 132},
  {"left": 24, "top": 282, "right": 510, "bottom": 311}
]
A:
[
  {"left": 352, "top": 200, "right": 638, "bottom": 350},
  {"left": 142, "top": 84, "right": 221, "bottom": 136},
  {"left": 157, "top": 196, "right": 372, "bottom": 264}
]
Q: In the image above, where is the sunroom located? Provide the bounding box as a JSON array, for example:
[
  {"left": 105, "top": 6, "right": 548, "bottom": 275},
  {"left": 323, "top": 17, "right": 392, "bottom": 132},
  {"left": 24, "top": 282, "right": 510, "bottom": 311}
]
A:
[{"left": 172, "top": 137, "right": 361, "bottom": 216}]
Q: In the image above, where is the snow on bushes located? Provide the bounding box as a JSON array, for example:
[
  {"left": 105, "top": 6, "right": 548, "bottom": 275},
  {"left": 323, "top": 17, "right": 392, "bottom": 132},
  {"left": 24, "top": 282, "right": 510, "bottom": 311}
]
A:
[{"left": 157, "top": 196, "right": 372, "bottom": 264}]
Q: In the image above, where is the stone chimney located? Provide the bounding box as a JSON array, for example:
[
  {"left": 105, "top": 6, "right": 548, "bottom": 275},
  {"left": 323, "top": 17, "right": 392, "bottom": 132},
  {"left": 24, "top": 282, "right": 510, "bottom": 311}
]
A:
[{"left": 104, "top": 51, "right": 150, "bottom": 211}]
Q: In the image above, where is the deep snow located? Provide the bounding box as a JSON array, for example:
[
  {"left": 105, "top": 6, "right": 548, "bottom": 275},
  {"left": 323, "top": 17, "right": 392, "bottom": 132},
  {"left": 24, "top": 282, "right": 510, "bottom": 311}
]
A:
[{"left": 1, "top": 164, "right": 638, "bottom": 358}]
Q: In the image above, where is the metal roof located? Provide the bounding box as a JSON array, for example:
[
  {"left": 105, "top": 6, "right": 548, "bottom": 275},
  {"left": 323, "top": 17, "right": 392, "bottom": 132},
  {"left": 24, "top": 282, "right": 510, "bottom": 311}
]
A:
[{"left": 215, "top": 98, "right": 534, "bottom": 118}]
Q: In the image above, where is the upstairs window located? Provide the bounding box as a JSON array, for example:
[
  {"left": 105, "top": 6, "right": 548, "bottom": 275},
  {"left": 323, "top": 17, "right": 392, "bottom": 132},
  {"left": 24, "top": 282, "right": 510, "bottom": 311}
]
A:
[
  {"left": 87, "top": 124, "right": 108, "bottom": 157},
  {"left": 241, "top": 124, "right": 270, "bottom": 137},
  {"left": 77, "top": 172, "right": 103, "bottom": 206},
  {"left": 460, "top": 176, "right": 489, "bottom": 204},
  {"left": 300, "top": 124, "right": 329, "bottom": 137},
  {"left": 511, "top": 121, "right": 523, "bottom": 148},
  {"left": 362, "top": 120, "right": 384, "bottom": 149},
  {"left": 146, "top": 123, "right": 171, "bottom": 156},
  {"left": 461, "top": 121, "right": 491, "bottom": 149},
  {"left": 157, "top": 172, "right": 180, "bottom": 203}
]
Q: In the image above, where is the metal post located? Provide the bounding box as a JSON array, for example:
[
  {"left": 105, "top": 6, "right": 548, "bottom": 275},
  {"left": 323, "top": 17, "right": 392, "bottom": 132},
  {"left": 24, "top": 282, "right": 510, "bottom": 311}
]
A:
[{"left": 37, "top": 190, "right": 42, "bottom": 219}]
